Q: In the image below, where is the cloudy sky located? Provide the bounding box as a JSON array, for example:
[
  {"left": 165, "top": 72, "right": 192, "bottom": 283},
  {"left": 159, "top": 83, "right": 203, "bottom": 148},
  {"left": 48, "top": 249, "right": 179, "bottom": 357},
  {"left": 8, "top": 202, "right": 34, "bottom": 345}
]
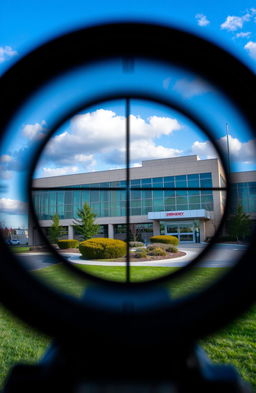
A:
[{"left": 1, "top": 0, "right": 256, "bottom": 227}]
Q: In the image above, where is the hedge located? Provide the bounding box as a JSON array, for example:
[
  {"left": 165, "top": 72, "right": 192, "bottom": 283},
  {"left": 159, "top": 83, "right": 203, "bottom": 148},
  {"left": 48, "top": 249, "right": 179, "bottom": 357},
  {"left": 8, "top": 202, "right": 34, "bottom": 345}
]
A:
[
  {"left": 79, "top": 238, "right": 126, "bottom": 259},
  {"left": 57, "top": 239, "right": 79, "bottom": 249},
  {"left": 150, "top": 235, "right": 179, "bottom": 246}
]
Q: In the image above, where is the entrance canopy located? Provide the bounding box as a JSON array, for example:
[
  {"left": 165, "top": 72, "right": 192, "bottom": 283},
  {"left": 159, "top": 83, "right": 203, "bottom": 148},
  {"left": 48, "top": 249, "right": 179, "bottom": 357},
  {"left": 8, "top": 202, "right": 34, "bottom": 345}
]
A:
[{"left": 148, "top": 209, "right": 211, "bottom": 221}]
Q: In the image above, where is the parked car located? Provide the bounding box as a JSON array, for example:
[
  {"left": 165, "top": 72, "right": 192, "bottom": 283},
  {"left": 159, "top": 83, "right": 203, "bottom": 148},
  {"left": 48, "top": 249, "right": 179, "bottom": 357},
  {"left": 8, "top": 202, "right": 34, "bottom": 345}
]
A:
[{"left": 8, "top": 239, "right": 20, "bottom": 246}]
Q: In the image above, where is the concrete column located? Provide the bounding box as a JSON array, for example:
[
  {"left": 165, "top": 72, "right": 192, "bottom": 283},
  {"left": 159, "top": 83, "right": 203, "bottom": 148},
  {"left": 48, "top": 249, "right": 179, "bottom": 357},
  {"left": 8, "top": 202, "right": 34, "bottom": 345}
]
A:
[
  {"left": 153, "top": 221, "right": 160, "bottom": 236},
  {"left": 199, "top": 221, "right": 206, "bottom": 242},
  {"left": 68, "top": 225, "right": 74, "bottom": 239},
  {"left": 108, "top": 224, "right": 114, "bottom": 239}
]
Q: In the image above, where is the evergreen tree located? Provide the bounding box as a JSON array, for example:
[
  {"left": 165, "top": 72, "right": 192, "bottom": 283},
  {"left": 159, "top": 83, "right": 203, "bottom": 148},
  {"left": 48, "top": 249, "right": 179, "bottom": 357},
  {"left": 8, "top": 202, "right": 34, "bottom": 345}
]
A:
[
  {"left": 73, "top": 202, "right": 99, "bottom": 240},
  {"left": 228, "top": 204, "right": 251, "bottom": 242},
  {"left": 48, "top": 213, "right": 65, "bottom": 244}
]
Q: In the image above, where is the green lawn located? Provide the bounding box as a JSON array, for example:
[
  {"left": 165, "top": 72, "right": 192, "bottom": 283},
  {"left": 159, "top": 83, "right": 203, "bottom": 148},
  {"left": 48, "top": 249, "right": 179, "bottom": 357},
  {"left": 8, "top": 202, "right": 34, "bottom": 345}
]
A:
[
  {"left": 10, "top": 246, "right": 31, "bottom": 253},
  {"left": 0, "top": 264, "right": 255, "bottom": 390}
]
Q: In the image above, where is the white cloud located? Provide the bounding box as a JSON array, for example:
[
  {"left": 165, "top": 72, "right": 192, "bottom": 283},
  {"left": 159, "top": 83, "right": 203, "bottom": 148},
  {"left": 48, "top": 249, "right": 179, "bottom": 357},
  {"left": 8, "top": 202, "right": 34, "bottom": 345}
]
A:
[
  {"left": 0, "top": 198, "right": 27, "bottom": 215},
  {"left": 235, "top": 32, "right": 251, "bottom": 38},
  {"left": 41, "top": 109, "right": 182, "bottom": 173},
  {"left": 244, "top": 41, "right": 256, "bottom": 59},
  {"left": 0, "top": 46, "right": 17, "bottom": 63},
  {"left": 195, "top": 14, "right": 210, "bottom": 27},
  {"left": 41, "top": 166, "right": 82, "bottom": 177},
  {"left": 22, "top": 120, "right": 47, "bottom": 140},
  {"left": 192, "top": 134, "right": 256, "bottom": 163},
  {"left": 221, "top": 11, "right": 252, "bottom": 31},
  {"left": 191, "top": 140, "right": 217, "bottom": 159},
  {"left": 173, "top": 78, "right": 212, "bottom": 98},
  {"left": 130, "top": 140, "right": 182, "bottom": 161}
]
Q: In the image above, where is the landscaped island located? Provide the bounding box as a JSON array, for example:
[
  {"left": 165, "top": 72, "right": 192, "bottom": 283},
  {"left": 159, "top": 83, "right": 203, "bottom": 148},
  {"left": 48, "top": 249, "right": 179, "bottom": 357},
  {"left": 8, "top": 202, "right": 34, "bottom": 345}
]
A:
[{"left": 57, "top": 235, "right": 186, "bottom": 261}]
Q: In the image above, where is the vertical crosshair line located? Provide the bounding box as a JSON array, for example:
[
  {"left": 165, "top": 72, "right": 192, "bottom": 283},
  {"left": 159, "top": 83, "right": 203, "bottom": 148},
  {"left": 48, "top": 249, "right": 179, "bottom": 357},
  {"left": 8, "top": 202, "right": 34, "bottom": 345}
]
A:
[{"left": 125, "top": 98, "right": 130, "bottom": 283}]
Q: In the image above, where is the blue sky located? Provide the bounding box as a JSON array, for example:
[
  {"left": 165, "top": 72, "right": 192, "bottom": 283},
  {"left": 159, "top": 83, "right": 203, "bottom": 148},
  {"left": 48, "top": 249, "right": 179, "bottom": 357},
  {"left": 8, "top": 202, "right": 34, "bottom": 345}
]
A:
[{"left": 0, "top": 0, "right": 256, "bottom": 228}]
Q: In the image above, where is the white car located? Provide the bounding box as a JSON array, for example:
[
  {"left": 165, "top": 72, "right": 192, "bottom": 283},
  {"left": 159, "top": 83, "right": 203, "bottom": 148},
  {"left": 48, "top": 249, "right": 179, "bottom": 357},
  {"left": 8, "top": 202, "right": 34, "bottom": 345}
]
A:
[{"left": 8, "top": 239, "right": 20, "bottom": 246}]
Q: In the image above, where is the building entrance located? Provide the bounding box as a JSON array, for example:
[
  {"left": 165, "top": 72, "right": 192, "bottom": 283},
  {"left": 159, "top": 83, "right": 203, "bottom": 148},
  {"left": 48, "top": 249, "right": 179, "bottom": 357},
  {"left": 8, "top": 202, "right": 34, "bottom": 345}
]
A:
[{"left": 164, "top": 221, "right": 200, "bottom": 243}]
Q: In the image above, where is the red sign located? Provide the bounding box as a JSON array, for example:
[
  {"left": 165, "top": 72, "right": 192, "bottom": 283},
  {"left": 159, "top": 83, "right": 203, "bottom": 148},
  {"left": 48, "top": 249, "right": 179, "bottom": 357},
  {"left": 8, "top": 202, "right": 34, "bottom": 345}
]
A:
[{"left": 166, "top": 212, "right": 184, "bottom": 217}]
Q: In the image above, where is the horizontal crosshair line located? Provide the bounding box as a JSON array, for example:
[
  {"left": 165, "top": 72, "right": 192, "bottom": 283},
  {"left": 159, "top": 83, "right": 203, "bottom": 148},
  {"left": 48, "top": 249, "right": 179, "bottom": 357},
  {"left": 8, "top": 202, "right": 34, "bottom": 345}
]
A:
[{"left": 31, "top": 186, "right": 227, "bottom": 191}]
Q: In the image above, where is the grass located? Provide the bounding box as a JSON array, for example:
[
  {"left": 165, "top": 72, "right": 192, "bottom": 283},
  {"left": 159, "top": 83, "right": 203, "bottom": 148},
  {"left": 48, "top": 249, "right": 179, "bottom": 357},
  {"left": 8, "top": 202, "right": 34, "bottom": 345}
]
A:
[
  {"left": 0, "top": 264, "right": 255, "bottom": 390},
  {"left": 10, "top": 246, "right": 31, "bottom": 253}
]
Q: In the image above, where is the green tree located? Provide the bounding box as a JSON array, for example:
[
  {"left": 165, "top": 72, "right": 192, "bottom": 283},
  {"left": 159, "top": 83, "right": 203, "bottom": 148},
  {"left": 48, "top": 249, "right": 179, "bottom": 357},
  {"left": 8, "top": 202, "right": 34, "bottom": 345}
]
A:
[
  {"left": 228, "top": 204, "right": 251, "bottom": 242},
  {"left": 48, "top": 213, "right": 65, "bottom": 244},
  {"left": 73, "top": 202, "right": 99, "bottom": 240}
]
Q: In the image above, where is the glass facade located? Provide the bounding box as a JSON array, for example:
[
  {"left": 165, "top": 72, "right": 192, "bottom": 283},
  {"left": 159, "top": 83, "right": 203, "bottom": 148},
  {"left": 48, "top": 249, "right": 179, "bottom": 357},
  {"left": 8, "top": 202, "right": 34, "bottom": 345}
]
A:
[
  {"left": 33, "top": 173, "right": 214, "bottom": 220},
  {"left": 231, "top": 182, "right": 256, "bottom": 213}
]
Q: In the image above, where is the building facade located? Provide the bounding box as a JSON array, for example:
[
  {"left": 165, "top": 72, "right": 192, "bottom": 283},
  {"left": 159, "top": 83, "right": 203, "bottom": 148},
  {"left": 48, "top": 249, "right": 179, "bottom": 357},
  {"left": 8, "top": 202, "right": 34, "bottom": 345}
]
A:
[{"left": 29, "top": 155, "right": 256, "bottom": 245}]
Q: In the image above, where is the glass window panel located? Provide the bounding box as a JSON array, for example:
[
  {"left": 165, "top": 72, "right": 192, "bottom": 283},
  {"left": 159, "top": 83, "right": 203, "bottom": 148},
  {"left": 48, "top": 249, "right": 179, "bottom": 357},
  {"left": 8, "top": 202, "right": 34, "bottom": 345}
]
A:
[
  {"left": 131, "top": 208, "right": 141, "bottom": 215},
  {"left": 164, "top": 176, "right": 174, "bottom": 183},
  {"left": 200, "top": 172, "right": 212, "bottom": 179},
  {"left": 152, "top": 200, "right": 164, "bottom": 210},
  {"left": 201, "top": 195, "right": 213, "bottom": 204},
  {"left": 64, "top": 190, "right": 73, "bottom": 204},
  {"left": 165, "top": 204, "right": 176, "bottom": 211},
  {"left": 189, "top": 203, "right": 201, "bottom": 209},
  {"left": 131, "top": 179, "right": 140, "bottom": 185},
  {"left": 176, "top": 190, "right": 187, "bottom": 196},
  {"left": 110, "top": 204, "right": 121, "bottom": 216},
  {"left": 200, "top": 179, "right": 213, "bottom": 188},
  {"left": 167, "top": 226, "right": 179, "bottom": 233},
  {"left": 188, "top": 195, "right": 200, "bottom": 203},
  {"left": 100, "top": 190, "right": 109, "bottom": 202},
  {"left": 81, "top": 191, "right": 90, "bottom": 203},
  {"left": 165, "top": 196, "right": 176, "bottom": 204},
  {"left": 141, "top": 178, "right": 152, "bottom": 185},
  {"left": 90, "top": 190, "right": 99, "bottom": 202},
  {"left": 187, "top": 174, "right": 199, "bottom": 181},
  {"left": 180, "top": 226, "right": 194, "bottom": 233},
  {"left": 142, "top": 190, "right": 152, "bottom": 199},
  {"left": 153, "top": 177, "right": 163, "bottom": 184},
  {"left": 180, "top": 234, "right": 194, "bottom": 242},
  {"left": 131, "top": 200, "right": 141, "bottom": 208},
  {"left": 249, "top": 198, "right": 256, "bottom": 212},
  {"left": 142, "top": 207, "right": 151, "bottom": 215},
  {"left": 142, "top": 199, "right": 152, "bottom": 207},
  {"left": 176, "top": 196, "right": 187, "bottom": 204},
  {"left": 131, "top": 190, "right": 141, "bottom": 200},
  {"left": 152, "top": 190, "right": 163, "bottom": 198},
  {"left": 164, "top": 190, "right": 175, "bottom": 197},
  {"left": 175, "top": 175, "right": 186, "bottom": 182},
  {"left": 188, "top": 179, "right": 200, "bottom": 188},
  {"left": 176, "top": 204, "right": 189, "bottom": 210}
]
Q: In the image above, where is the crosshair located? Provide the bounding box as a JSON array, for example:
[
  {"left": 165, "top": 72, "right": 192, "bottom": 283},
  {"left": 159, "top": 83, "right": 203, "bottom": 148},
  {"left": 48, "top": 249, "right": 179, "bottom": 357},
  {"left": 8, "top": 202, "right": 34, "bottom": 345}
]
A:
[{"left": 29, "top": 93, "right": 229, "bottom": 285}]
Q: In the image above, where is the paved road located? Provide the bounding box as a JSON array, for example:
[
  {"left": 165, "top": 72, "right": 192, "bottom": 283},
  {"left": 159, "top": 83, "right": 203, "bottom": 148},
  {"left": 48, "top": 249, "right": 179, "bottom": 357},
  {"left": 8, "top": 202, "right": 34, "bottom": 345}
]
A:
[{"left": 17, "top": 243, "right": 248, "bottom": 270}]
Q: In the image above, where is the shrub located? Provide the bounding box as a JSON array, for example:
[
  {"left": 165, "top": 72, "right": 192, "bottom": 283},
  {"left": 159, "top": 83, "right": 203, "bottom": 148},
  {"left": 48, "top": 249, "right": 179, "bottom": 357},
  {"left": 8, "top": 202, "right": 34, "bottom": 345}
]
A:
[
  {"left": 147, "top": 243, "right": 170, "bottom": 251},
  {"left": 79, "top": 238, "right": 126, "bottom": 259},
  {"left": 135, "top": 247, "right": 145, "bottom": 252},
  {"left": 134, "top": 249, "right": 148, "bottom": 259},
  {"left": 150, "top": 235, "right": 179, "bottom": 246},
  {"left": 148, "top": 247, "right": 167, "bottom": 256},
  {"left": 129, "top": 241, "right": 144, "bottom": 247},
  {"left": 166, "top": 245, "right": 178, "bottom": 253},
  {"left": 57, "top": 239, "right": 79, "bottom": 249}
]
